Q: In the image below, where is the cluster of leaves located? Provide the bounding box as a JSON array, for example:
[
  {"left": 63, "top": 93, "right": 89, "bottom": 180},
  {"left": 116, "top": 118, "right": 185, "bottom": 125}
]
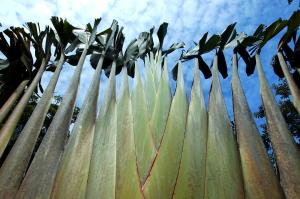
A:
[
  {"left": 89, "top": 21, "right": 185, "bottom": 77},
  {"left": 0, "top": 10, "right": 299, "bottom": 110},
  {"left": 172, "top": 10, "right": 300, "bottom": 83}
]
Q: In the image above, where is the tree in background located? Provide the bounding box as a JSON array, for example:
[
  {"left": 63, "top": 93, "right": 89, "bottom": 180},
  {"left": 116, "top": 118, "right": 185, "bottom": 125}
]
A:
[{"left": 254, "top": 78, "right": 300, "bottom": 149}]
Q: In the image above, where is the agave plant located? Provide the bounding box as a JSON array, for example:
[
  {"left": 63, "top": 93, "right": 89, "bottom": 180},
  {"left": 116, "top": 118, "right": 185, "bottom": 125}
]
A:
[{"left": 0, "top": 10, "right": 299, "bottom": 199}]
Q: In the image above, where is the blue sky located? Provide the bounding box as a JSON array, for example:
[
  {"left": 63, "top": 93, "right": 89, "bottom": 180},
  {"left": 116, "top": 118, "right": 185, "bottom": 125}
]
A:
[{"left": 0, "top": 0, "right": 299, "bottom": 128}]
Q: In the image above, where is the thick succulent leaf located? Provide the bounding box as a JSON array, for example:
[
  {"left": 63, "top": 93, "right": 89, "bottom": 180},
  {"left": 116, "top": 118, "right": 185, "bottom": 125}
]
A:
[
  {"left": 50, "top": 56, "right": 102, "bottom": 199},
  {"left": 277, "top": 51, "right": 300, "bottom": 113},
  {"left": 15, "top": 47, "right": 90, "bottom": 199},
  {"left": 143, "top": 61, "right": 188, "bottom": 199},
  {"left": 255, "top": 54, "right": 300, "bottom": 199},
  {"left": 131, "top": 63, "right": 156, "bottom": 184},
  {"left": 205, "top": 56, "right": 244, "bottom": 198},
  {"left": 152, "top": 51, "right": 163, "bottom": 88},
  {"left": 0, "top": 79, "right": 28, "bottom": 124},
  {"left": 173, "top": 60, "right": 207, "bottom": 199},
  {"left": 157, "top": 22, "right": 168, "bottom": 49},
  {"left": 150, "top": 57, "right": 172, "bottom": 148},
  {"left": 144, "top": 55, "right": 158, "bottom": 117},
  {"left": 0, "top": 55, "right": 64, "bottom": 199},
  {"left": 115, "top": 67, "right": 143, "bottom": 199},
  {"left": 0, "top": 59, "right": 46, "bottom": 157},
  {"left": 232, "top": 53, "right": 284, "bottom": 199},
  {"left": 86, "top": 62, "right": 117, "bottom": 199}
]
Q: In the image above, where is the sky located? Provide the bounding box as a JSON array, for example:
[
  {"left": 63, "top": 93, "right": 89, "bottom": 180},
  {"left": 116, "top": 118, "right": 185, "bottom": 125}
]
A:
[{"left": 0, "top": 0, "right": 299, "bottom": 128}]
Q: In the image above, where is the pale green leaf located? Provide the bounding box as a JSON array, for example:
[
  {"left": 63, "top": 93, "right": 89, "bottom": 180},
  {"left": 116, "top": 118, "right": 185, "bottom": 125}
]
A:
[
  {"left": 256, "top": 54, "right": 300, "bottom": 199},
  {"left": 232, "top": 54, "right": 284, "bottom": 199},
  {"left": 143, "top": 61, "right": 188, "bottom": 199},
  {"left": 173, "top": 59, "right": 208, "bottom": 199},
  {"left": 86, "top": 62, "right": 117, "bottom": 199},
  {"left": 205, "top": 56, "right": 244, "bottom": 199},
  {"left": 131, "top": 63, "right": 156, "bottom": 184}
]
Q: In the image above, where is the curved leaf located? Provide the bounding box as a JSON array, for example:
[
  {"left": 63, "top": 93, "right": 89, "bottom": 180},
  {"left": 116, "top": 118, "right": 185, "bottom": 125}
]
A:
[
  {"left": 143, "top": 61, "right": 188, "bottom": 199},
  {"left": 232, "top": 53, "right": 284, "bottom": 199},
  {"left": 205, "top": 56, "right": 244, "bottom": 198},
  {"left": 256, "top": 54, "right": 300, "bottom": 199},
  {"left": 173, "top": 60, "right": 207, "bottom": 199}
]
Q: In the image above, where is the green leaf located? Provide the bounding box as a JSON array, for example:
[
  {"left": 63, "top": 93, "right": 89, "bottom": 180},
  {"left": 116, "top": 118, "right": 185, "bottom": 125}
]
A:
[
  {"left": 144, "top": 55, "right": 158, "bottom": 117},
  {"left": 173, "top": 60, "right": 207, "bottom": 199},
  {"left": 157, "top": 22, "right": 168, "bottom": 49},
  {"left": 51, "top": 54, "right": 102, "bottom": 199},
  {"left": 225, "top": 32, "right": 247, "bottom": 49},
  {"left": 150, "top": 57, "right": 172, "bottom": 148},
  {"left": 143, "top": 61, "right": 188, "bottom": 199},
  {"left": 253, "top": 24, "right": 265, "bottom": 37},
  {"left": 217, "top": 50, "right": 228, "bottom": 78},
  {"left": 219, "top": 22, "right": 237, "bottom": 49},
  {"left": 205, "top": 56, "right": 244, "bottom": 198},
  {"left": 258, "top": 18, "right": 287, "bottom": 51},
  {"left": 198, "top": 55, "right": 211, "bottom": 78},
  {"left": 256, "top": 54, "right": 300, "bottom": 198},
  {"left": 200, "top": 34, "right": 220, "bottom": 54},
  {"left": 131, "top": 63, "right": 156, "bottom": 184},
  {"left": 87, "top": 18, "right": 101, "bottom": 46},
  {"left": 279, "top": 10, "right": 300, "bottom": 49},
  {"left": 124, "top": 39, "right": 139, "bottom": 63},
  {"left": 86, "top": 62, "right": 117, "bottom": 198},
  {"left": 51, "top": 17, "right": 78, "bottom": 48},
  {"left": 199, "top": 32, "right": 208, "bottom": 49},
  {"left": 96, "top": 28, "right": 112, "bottom": 47},
  {"left": 231, "top": 54, "right": 284, "bottom": 199},
  {"left": 115, "top": 67, "right": 144, "bottom": 198}
]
